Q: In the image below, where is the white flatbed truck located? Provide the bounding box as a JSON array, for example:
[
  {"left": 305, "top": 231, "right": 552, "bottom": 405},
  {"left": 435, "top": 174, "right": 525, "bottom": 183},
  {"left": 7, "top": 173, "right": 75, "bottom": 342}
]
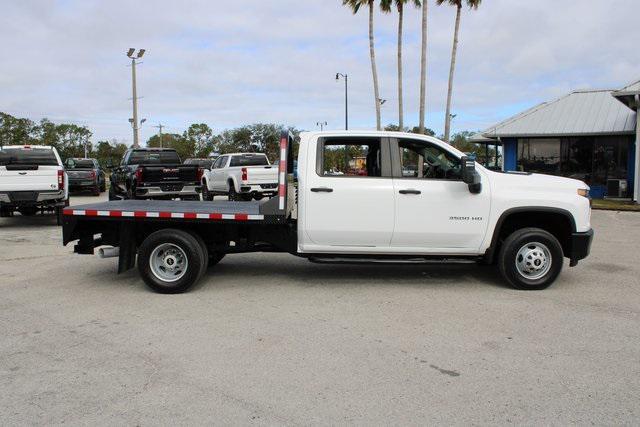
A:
[{"left": 62, "top": 131, "right": 593, "bottom": 293}]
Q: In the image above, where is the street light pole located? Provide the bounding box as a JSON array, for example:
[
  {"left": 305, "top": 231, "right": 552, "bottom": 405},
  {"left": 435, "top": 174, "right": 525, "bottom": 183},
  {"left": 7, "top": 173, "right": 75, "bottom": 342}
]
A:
[
  {"left": 127, "top": 48, "right": 146, "bottom": 148},
  {"left": 336, "top": 73, "right": 348, "bottom": 130},
  {"left": 154, "top": 123, "right": 164, "bottom": 148}
]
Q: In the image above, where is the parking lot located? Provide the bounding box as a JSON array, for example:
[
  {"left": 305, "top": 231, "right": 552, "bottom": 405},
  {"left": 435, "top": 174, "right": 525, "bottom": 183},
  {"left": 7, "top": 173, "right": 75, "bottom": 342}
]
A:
[{"left": 1, "top": 194, "right": 639, "bottom": 425}]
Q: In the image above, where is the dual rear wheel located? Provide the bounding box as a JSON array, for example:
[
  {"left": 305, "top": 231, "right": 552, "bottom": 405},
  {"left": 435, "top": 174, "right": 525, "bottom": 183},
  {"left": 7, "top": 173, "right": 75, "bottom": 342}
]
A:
[{"left": 137, "top": 229, "right": 225, "bottom": 293}]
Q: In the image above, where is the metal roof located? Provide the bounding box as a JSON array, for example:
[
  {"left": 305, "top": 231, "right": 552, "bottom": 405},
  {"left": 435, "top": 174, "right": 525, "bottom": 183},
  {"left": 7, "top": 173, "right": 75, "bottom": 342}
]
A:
[
  {"left": 612, "top": 78, "right": 640, "bottom": 111},
  {"left": 479, "top": 89, "right": 637, "bottom": 139}
]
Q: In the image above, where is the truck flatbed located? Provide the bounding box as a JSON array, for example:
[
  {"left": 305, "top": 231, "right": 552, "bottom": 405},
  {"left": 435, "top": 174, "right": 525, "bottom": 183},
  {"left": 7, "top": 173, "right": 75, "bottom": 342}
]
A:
[{"left": 63, "top": 199, "right": 267, "bottom": 221}]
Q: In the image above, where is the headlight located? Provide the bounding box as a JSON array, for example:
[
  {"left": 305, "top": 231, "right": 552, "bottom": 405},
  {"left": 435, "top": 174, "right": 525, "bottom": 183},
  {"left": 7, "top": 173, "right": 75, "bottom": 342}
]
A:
[{"left": 577, "top": 188, "right": 589, "bottom": 198}]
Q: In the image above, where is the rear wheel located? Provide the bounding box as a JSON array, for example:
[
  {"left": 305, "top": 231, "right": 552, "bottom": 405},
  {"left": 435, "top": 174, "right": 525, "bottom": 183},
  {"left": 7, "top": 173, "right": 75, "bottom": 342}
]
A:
[
  {"left": 202, "top": 183, "right": 213, "bottom": 201},
  {"left": 228, "top": 184, "right": 239, "bottom": 201},
  {"left": 498, "top": 228, "right": 563, "bottom": 290},
  {"left": 100, "top": 179, "right": 106, "bottom": 192},
  {"left": 138, "top": 229, "right": 206, "bottom": 294}
]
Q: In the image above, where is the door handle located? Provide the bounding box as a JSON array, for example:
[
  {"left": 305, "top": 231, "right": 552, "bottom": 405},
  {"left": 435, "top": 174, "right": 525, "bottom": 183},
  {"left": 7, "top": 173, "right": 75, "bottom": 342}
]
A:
[
  {"left": 310, "top": 187, "right": 333, "bottom": 193},
  {"left": 399, "top": 189, "right": 421, "bottom": 195}
]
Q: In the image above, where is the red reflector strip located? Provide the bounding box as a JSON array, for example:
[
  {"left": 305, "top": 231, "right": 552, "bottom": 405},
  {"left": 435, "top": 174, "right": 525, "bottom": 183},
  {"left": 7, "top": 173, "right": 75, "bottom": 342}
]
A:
[{"left": 63, "top": 210, "right": 264, "bottom": 220}]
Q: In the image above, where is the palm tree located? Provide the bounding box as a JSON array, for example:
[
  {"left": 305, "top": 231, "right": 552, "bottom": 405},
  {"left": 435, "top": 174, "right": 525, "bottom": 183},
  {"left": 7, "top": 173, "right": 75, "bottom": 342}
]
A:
[
  {"left": 381, "top": 0, "right": 421, "bottom": 132},
  {"left": 418, "top": 0, "right": 428, "bottom": 134},
  {"left": 437, "top": 0, "right": 481, "bottom": 142},
  {"left": 343, "top": 0, "right": 382, "bottom": 130}
]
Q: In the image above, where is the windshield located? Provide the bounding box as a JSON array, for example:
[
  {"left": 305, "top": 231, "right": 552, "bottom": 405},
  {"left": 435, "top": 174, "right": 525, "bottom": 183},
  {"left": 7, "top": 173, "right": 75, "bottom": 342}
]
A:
[
  {"left": 129, "top": 150, "right": 181, "bottom": 165},
  {"left": 0, "top": 148, "right": 58, "bottom": 166},
  {"left": 230, "top": 154, "right": 269, "bottom": 167},
  {"left": 66, "top": 159, "right": 95, "bottom": 169}
]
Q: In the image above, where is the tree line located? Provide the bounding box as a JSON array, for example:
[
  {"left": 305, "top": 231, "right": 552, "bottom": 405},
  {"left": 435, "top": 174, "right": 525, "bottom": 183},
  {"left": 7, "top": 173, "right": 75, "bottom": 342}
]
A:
[{"left": 0, "top": 111, "right": 301, "bottom": 166}]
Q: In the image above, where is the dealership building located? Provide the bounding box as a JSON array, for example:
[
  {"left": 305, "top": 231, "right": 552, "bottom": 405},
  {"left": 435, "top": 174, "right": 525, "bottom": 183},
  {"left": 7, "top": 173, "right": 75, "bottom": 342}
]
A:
[{"left": 472, "top": 79, "right": 639, "bottom": 200}]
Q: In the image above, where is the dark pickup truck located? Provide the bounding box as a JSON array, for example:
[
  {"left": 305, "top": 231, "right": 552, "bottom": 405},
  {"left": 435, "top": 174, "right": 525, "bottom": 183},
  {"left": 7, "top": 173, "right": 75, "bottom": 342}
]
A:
[{"left": 109, "top": 148, "right": 202, "bottom": 201}]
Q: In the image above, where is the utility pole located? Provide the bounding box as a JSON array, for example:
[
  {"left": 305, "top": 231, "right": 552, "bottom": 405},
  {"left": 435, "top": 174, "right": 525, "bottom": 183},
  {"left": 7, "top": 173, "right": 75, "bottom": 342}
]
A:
[
  {"left": 316, "top": 121, "right": 327, "bottom": 131},
  {"left": 336, "top": 73, "right": 349, "bottom": 130},
  {"left": 154, "top": 124, "right": 164, "bottom": 148},
  {"left": 127, "top": 48, "right": 146, "bottom": 148}
]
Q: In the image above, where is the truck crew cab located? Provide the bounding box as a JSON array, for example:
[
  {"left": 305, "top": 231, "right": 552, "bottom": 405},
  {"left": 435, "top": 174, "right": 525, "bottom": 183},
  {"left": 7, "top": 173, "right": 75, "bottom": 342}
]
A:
[{"left": 62, "top": 131, "right": 593, "bottom": 293}]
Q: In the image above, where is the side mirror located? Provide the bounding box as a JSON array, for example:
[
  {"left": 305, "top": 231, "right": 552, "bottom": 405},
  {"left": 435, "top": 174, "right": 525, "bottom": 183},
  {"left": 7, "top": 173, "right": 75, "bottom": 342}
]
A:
[{"left": 460, "top": 156, "right": 482, "bottom": 194}]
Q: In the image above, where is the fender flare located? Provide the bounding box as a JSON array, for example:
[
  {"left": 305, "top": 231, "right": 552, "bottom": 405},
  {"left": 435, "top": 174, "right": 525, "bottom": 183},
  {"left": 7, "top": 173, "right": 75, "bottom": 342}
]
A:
[{"left": 484, "top": 206, "right": 577, "bottom": 263}]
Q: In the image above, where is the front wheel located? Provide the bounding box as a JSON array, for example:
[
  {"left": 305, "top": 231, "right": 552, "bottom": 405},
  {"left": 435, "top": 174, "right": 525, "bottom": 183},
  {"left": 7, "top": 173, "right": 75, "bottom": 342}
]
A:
[
  {"left": 498, "top": 228, "right": 563, "bottom": 290},
  {"left": 138, "top": 229, "right": 207, "bottom": 294}
]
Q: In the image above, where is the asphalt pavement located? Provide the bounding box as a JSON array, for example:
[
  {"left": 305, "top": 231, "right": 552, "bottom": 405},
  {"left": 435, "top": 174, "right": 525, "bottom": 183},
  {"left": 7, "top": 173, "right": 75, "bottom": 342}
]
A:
[{"left": 1, "top": 193, "right": 639, "bottom": 425}]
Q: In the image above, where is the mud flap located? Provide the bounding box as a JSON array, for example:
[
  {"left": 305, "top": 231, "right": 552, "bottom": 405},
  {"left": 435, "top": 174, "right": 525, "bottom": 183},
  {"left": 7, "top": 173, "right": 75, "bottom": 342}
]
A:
[{"left": 117, "top": 222, "right": 136, "bottom": 273}]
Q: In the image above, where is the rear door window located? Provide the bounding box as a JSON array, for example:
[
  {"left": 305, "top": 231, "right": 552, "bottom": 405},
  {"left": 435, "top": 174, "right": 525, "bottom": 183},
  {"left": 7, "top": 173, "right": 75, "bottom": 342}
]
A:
[
  {"left": 128, "top": 150, "right": 181, "bottom": 165},
  {"left": 0, "top": 148, "right": 58, "bottom": 166},
  {"left": 318, "top": 137, "right": 383, "bottom": 177},
  {"left": 230, "top": 154, "right": 269, "bottom": 167}
]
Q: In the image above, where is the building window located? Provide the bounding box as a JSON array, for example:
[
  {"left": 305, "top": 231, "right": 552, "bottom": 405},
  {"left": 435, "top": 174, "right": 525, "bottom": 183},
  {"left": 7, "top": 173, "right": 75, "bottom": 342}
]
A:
[
  {"left": 517, "top": 138, "right": 561, "bottom": 173},
  {"left": 592, "top": 136, "right": 630, "bottom": 187},
  {"left": 560, "top": 137, "right": 594, "bottom": 183}
]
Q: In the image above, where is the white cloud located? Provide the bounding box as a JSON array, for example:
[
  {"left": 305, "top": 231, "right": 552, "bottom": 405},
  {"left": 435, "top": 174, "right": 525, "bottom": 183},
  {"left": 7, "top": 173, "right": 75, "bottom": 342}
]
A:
[{"left": 0, "top": 0, "right": 637, "bottom": 144}]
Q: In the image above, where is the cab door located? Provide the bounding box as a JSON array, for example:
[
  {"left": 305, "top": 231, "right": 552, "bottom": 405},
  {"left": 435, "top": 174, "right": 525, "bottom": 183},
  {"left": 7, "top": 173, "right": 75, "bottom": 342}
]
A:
[
  {"left": 303, "top": 136, "right": 395, "bottom": 248},
  {"left": 390, "top": 137, "right": 490, "bottom": 251}
]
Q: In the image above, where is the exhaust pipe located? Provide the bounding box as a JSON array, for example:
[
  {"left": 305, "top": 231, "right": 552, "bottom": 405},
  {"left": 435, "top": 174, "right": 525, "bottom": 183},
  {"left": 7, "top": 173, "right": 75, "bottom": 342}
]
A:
[{"left": 98, "top": 247, "right": 119, "bottom": 258}]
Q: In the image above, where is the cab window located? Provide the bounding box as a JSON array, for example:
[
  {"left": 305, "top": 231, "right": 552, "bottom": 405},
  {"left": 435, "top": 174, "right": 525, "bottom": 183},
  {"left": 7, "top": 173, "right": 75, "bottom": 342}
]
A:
[
  {"left": 398, "top": 139, "right": 461, "bottom": 180},
  {"left": 319, "top": 138, "right": 382, "bottom": 177}
]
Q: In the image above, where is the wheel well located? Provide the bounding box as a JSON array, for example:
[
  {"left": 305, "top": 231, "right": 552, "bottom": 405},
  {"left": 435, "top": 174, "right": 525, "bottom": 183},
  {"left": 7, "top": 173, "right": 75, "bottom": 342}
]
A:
[{"left": 489, "top": 210, "right": 574, "bottom": 262}]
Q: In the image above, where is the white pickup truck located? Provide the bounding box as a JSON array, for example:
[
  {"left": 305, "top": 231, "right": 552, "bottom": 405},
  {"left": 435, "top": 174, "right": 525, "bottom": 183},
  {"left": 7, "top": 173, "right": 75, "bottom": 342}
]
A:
[
  {"left": 201, "top": 152, "right": 278, "bottom": 201},
  {"left": 0, "top": 145, "right": 69, "bottom": 224},
  {"left": 61, "top": 131, "right": 593, "bottom": 293}
]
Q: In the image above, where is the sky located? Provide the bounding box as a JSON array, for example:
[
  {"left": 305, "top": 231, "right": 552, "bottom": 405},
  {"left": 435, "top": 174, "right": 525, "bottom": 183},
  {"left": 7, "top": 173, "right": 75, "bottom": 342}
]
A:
[{"left": 0, "top": 0, "right": 638, "bottom": 145}]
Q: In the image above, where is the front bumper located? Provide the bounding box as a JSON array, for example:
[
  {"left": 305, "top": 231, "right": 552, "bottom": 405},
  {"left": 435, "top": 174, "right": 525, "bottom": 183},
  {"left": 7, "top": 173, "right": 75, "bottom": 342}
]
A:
[{"left": 568, "top": 228, "right": 594, "bottom": 266}]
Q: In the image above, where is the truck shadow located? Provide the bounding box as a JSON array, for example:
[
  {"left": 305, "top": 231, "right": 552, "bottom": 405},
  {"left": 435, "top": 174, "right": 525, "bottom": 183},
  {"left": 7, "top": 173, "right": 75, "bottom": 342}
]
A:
[
  {"left": 197, "top": 254, "right": 508, "bottom": 291},
  {"left": 0, "top": 214, "right": 58, "bottom": 228}
]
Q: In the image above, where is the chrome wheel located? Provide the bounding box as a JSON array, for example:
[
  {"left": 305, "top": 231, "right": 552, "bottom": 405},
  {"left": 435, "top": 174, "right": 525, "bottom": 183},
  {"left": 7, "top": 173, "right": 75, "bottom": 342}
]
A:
[
  {"left": 515, "top": 242, "right": 552, "bottom": 280},
  {"left": 149, "top": 243, "right": 188, "bottom": 282}
]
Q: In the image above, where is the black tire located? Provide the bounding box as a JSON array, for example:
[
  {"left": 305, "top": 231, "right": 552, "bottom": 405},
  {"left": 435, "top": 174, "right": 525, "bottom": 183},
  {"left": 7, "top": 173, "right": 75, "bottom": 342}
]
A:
[
  {"left": 228, "top": 184, "right": 238, "bottom": 201},
  {"left": 100, "top": 179, "right": 106, "bottom": 192},
  {"left": 18, "top": 206, "right": 37, "bottom": 216},
  {"left": 187, "top": 230, "right": 209, "bottom": 279},
  {"left": 137, "top": 229, "right": 206, "bottom": 294},
  {"left": 202, "top": 183, "right": 213, "bottom": 201},
  {"left": 92, "top": 186, "right": 100, "bottom": 196},
  {"left": 498, "top": 227, "right": 563, "bottom": 290},
  {"left": 108, "top": 185, "right": 119, "bottom": 201}
]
